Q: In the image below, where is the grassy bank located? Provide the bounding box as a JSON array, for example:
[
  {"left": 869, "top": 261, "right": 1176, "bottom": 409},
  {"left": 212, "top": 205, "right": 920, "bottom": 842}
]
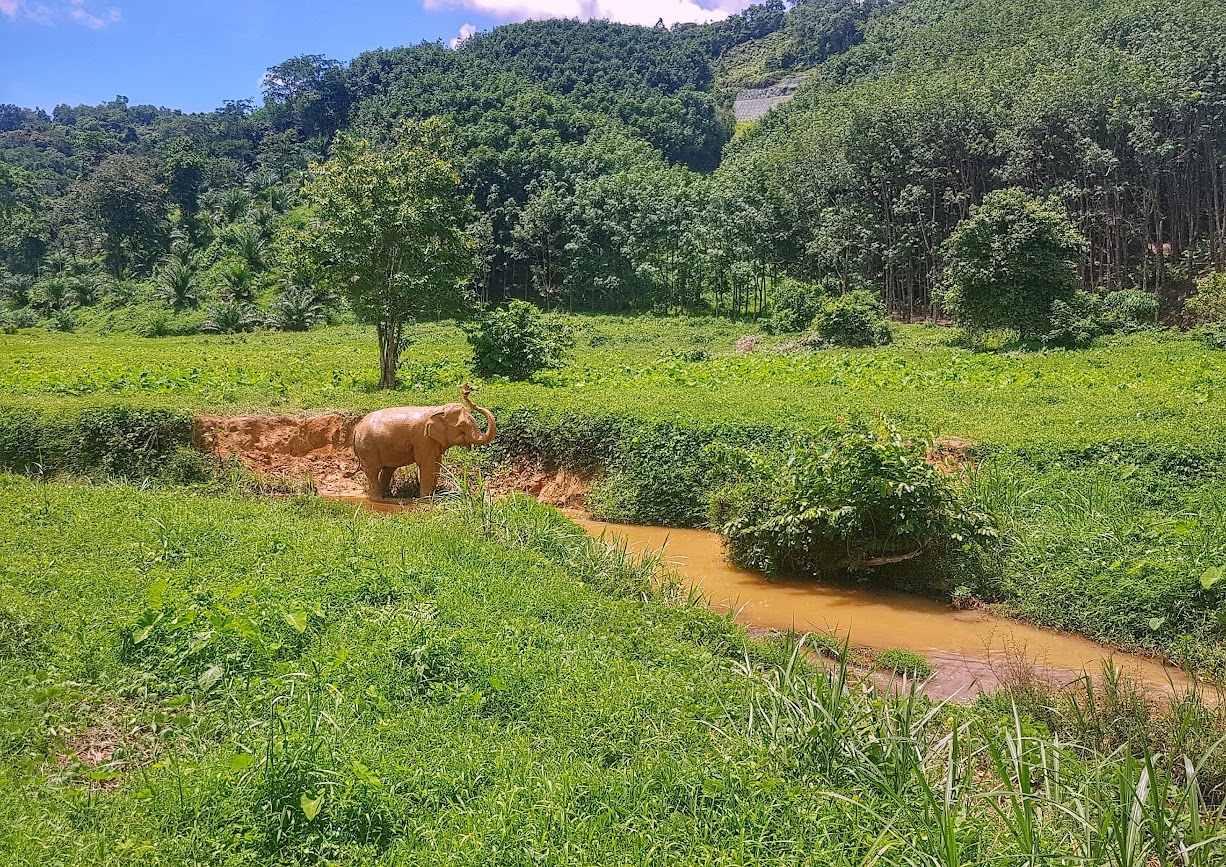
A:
[{"left": 2, "top": 477, "right": 1225, "bottom": 865}]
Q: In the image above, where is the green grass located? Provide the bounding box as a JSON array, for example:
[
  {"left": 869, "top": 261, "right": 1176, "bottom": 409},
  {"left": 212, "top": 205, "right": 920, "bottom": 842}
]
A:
[
  {"left": 2, "top": 476, "right": 1225, "bottom": 865},
  {"left": 3, "top": 318, "right": 1225, "bottom": 454},
  {"left": 873, "top": 649, "right": 936, "bottom": 678}
]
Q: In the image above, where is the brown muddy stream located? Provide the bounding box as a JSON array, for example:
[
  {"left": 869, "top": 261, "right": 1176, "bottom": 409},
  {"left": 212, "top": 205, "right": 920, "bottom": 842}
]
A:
[
  {"left": 574, "top": 517, "right": 1194, "bottom": 700},
  {"left": 335, "top": 494, "right": 1194, "bottom": 701}
]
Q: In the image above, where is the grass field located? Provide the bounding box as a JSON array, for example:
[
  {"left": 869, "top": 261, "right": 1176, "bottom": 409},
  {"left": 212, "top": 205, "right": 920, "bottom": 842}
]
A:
[
  {"left": 3, "top": 318, "right": 1225, "bottom": 453},
  {"left": 2, "top": 476, "right": 1225, "bottom": 865}
]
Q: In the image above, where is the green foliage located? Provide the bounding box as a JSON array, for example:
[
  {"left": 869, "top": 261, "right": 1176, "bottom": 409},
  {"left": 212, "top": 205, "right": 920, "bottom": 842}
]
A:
[
  {"left": 710, "top": 419, "right": 996, "bottom": 577},
  {"left": 1045, "top": 290, "right": 1110, "bottom": 348},
  {"left": 939, "top": 189, "right": 1086, "bottom": 338},
  {"left": 1189, "top": 272, "right": 1226, "bottom": 325},
  {"left": 1105, "top": 290, "right": 1158, "bottom": 327},
  {"left": 466, "top": 300, "right": 573, "bottom": 381},
  {"left": 813, "top": 289, "right": 892, "bottom": 347},
  {"left": 155, "top": 257, "right": 200, "bottom": 310},
  {"left": 873, "top": 648, "right": 934, "bottom": 678},
  {"left": 286, "top": 122, "right": 475, "bottom": 388},
  {"left": 763, "top": 277, "right": 826, "bottom": 333},
  {"left": 1047, "top": 290, "right": 1160, "bottom": 348},
  {"left": 267, "top": 283, "right": 327, "bottom": 332},
  {"left": 200, "top": 300, "right": 261, "bottom": 334}
]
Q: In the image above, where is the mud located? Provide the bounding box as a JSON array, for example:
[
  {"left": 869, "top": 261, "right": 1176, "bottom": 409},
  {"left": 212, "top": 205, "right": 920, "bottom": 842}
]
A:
[
  {"left": 196, "top": 413, "right": 366, "bottom": 497},
  {"left": 576, "top": 518, "right": 1194, "bottom": 701},
  {"left": 486, "top": 462, "right": 594, "bottom": 510}
]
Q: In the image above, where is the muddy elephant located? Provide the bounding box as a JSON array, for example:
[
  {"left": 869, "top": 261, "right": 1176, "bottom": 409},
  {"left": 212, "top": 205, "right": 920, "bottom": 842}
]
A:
[{"left": 352, "top": 384, "right": 495, "bottom": 499}]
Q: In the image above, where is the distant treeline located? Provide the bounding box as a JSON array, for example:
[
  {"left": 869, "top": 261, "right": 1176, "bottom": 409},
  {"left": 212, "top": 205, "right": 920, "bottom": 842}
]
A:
[{"left": 2, "top": 0, "right": 1225, "bottom": 320}]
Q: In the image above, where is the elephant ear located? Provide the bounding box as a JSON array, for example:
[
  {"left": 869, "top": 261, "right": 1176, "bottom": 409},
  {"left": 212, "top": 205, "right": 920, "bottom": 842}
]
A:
[{"left": 424, "top": 408, "right": 449, "bottom": 446}]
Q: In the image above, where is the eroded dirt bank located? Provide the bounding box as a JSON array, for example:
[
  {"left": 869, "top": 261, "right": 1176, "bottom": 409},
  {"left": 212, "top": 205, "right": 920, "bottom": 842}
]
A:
[{"left": 195, "top": 413, "right": 366, "bottom": 496}]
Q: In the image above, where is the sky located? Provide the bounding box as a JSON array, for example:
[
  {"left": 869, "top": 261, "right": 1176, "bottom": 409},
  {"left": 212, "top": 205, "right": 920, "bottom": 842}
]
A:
[{"left": 0, "top": 0, "right": 752, "bottom": 114}]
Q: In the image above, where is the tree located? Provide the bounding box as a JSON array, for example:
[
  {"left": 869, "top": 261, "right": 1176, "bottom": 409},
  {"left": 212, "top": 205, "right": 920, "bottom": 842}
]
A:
[
  {"left": 262, "top": 55, "right": 350, "bottom": 144},
  {"left": 938, "top": 189, "right": 1086, "bottom": 339},
  {"left": 286, "top": 121, "right": 475, "bottom": 388},
  {"left": 76, "top": 154, "right": 168, "bottom": 276}
]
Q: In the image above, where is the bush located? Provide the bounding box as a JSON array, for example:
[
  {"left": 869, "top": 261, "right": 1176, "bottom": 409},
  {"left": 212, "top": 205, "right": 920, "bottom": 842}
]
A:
[
  {"left": 1188, "top": 272, "right": 1226, "bottom": 325},
  {"left": 1104, "top": 289, "right": 1158, "bottom": 328},
  {"left": 938, "top": 188, "right": 1087, "bottom": 339},
  {"left": 266, "top": 285, "right": 326, "bottom": 331},
  {"left": 812, "top": 289, "right": 892, "bottom": 347},
  {"left": 466, "top": 300, "right": 573, "bottom": 381},
  {"left": 709, "top": 419, "right": 996, "bottom": 578},
  {"left": 874, "top": 648, "right": 934, "bottom": 678},
  {"left": 200, "top": 300, "right": 261, "bottom": 334},
  {"left": 44, "top": 308, "right": 75, "bottom": 333},
  {"left": 1046, "top": 289, "right": 1161, "bottom": 347},
  {"left": 1045, "top": 291, "right": 1108, "bottom": 348},
  {"left": 763, "top": 278, "right": 826, "bottom": 333}
]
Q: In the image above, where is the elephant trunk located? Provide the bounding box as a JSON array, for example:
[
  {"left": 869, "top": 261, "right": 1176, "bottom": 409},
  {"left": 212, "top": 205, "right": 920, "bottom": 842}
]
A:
[
  {"left": 471, "top": 403, "right": 496, "bottom": 445},
  {"left": 460, "top": 384, "right": 496, "bottom": 445}
]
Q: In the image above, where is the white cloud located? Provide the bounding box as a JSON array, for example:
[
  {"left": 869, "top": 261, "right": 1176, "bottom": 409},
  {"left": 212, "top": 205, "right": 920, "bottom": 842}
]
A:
[
  {"left": 424, "top": 0, "right": 753, "bottom": 29},
  {"left": 1, "top": 0, "right": 120, "bottom": 27},
  {"left": 449, "top": 22, "right": 477, "bottom": 49}
]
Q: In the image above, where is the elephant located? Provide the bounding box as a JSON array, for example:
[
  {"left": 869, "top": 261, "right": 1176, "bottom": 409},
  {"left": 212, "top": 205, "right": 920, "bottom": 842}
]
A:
[{"left": 352, "top": 384, "right": 495, "bottom": 500}]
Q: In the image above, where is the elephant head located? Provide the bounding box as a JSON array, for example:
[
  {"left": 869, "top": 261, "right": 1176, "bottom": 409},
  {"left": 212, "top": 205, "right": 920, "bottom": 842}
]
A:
[{"left": 424, "top": 388, "right": 496, "bottom": 449}]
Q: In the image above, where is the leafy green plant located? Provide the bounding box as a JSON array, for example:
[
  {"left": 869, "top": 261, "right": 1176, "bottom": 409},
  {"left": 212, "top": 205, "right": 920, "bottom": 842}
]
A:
[
  {"left": 938, "top": 189, "right": 1087, "bottom": 339},
  {"left": 812, "top": 289, "right": 892, "bottom": 347},
  {"left": 1105, "top": 290, "right": 1159, "bottom": 328},
  {"left": 709, "top": 418, "right": 996, "bottom": 577},
  {"left": 873, "top": 648, "right": 934, "bottom": 678},
  {"left": 154, "top": 258, "right": 200, "bottom": 310},
  {"left": 266, "top": 284, "right": 326, "bottom": 331},
  {"left": 763, "top": 278, "right": 826, "bottom": 333},
  {"left": 1188, "top": 272, "right": 1226, "bottom": 325},
  {"left": 1046, "top": 290, "right": 1109, "bottom": 348},
  {"left": 200, "top": 300, "right": 261, "bottom": 334},
  {"left": 466, "top": 300, "right": 574, "bottom": 380}
]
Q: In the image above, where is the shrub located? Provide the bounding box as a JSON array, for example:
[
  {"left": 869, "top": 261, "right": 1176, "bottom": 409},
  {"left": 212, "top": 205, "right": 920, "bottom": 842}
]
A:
[
  {"left": 1045, "top": 291, "right": 1108, "bottom": 348},
  {"left": 466, "top": 300, "right": 573, "bottom": 380},
  {"left": 44, "top": 308, "right": 75, "bottom": 332},
  {"left": 1188, "top": 272, "right": 1226, "bottom": 325},
  {"left": 763, "top": 278, "right": 826, "bottom": 333},
  {"left": 1104, "top": 289, "right": 1158, "bottom": 328},
  {"left": 4, "top": 307, "right": 40, "bottom": 329},
  {"left": 200, "top": 300, "right": 261, "bottom": 334},
  {"left": 812, "top": 289, "right": 892, "bottom": 347},
  {"left": 874, "top": 648, "right": 934, "bottom": 678},
  {"left": 266, "top": 284, "right": 326, "bottom": 331},
  {"left": 938, "top": 188, "right": 1087, "bottom": 339},
  {"left": 709, "top": 419, "right": 996, "bottom": 578}
]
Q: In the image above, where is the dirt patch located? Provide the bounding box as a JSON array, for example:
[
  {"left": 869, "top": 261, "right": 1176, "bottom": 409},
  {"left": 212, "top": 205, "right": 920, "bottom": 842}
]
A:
[
  {"left": 195, "top": 413, "right": 365, "bottom": 497},
  {"left": 926, "top": 435, "right": 978, "bottom": 474},
  {"left": 487, "top": 460, "right": 596, "bottom": 511},
  {"left": 55, "top": 706, "right": 160, "bottom": 789}
]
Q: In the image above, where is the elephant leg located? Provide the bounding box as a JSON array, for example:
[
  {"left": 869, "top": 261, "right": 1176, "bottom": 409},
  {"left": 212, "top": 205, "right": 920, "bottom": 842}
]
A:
[
  {"left": 378, "top": 467, "right": 395, "bottom": 497},
  {"left": 418, "top": 460, "right": 439, "bottom": 498},
  {"left": 363, "top": 464, "right": 383, "bottom": 500}
]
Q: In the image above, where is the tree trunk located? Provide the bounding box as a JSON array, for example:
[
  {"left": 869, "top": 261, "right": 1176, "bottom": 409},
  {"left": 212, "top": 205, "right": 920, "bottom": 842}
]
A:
[{"left": 377, "top": 320, "right": 401, "bottom": 390}]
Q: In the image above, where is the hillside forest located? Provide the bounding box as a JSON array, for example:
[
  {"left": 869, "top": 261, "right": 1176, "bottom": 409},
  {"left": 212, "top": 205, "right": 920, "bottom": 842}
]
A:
[{"left": 2, "top": 0, "right": 1226, "bottom": 326}]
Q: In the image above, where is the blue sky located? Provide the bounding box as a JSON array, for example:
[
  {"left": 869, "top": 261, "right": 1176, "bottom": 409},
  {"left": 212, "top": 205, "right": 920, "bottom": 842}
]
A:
[{"left": 0, "top": 0, "right": 748, "bottom": 114}]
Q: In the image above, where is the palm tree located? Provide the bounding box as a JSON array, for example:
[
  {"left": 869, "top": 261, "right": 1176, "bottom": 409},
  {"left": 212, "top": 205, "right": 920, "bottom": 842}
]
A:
[
  {"left": 201, "top": 300, "right": 260, "bottom": 333},
  {"left": 218, "top": 261, "right": 256, "bottom": 302},
  {"left": 226, "top": 224, "right": 267, "bottom": 271},
  {"left": 155, "top": 259, "right": 200, "bottom": 309},
  {"left": 266, "top": 284, "right": 326, "bottom": 331}
]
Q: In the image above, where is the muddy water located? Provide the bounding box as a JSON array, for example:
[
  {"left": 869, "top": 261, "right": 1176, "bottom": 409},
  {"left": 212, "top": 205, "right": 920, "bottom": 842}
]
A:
[{"left": 576, "top": 518, "right": 1194, "bottom": 699}]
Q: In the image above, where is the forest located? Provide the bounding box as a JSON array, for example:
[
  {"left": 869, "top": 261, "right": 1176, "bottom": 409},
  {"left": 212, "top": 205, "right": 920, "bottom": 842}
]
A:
[{"left": 3, "top": 0, "right": 1225, "bottom": 325}]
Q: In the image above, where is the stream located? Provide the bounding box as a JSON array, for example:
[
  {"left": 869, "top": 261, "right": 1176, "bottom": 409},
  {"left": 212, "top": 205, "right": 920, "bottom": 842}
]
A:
[
  {"left": 336, "top": 494, "right": 1194, "bottom": 701},
  {"left": 574, "top": 517, "right": 1195, "bottom": 701}
]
